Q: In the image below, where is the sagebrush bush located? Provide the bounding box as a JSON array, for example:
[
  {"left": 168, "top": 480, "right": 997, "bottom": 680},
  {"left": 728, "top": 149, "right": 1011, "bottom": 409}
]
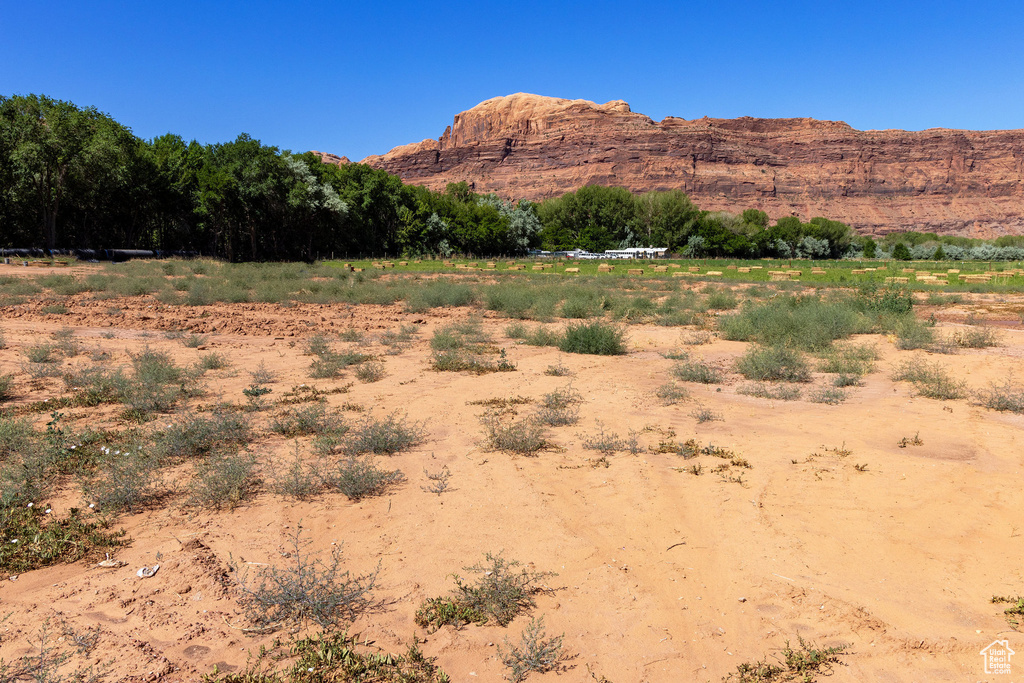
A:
[
  {"left": 269, "top": 445, "right": 329, "bottom": 500},
  {"left": 271, "top": 404, "right": 345, "bottom": 438},
  {"left": 80, "top": 449, "right": 160, "bottom": 513},
  {"left": 499, "top": 617, "right": 567, "bottom": 683},
  {"left": 480, "top": 413, "right": 547, "bottom": 456},
  {"left": 333, "top": 457, "right": 406, "bottom": 500},
  {"left": 186, "top": 452, "right": 260, "bottom": 510},
  {"left": 891, "top": 357, "right": 967, "bottom": 400},
  {"left": 535, "top": 386, "right": 582, "bottom": 426},
  {"left": 155, "top": 412, "right": 251, "bottom": 461},
  {"left": 977, "top": 380, "right": 1024, "bottom": 413},
  {"left": 736, "top": 345, "right": 812, "bottom": 383},
  {"left": 235, "top": 528, "right": 379, "bottom": 630},
  {"left": 672, "top": 357, "right": 724, "bottom": 384},
  {"left": 737, "top": 383, "right": 802, "bottom": 401},
  {"left": 344, "top": 412, "right": 425, "bottom": 456},
  {"left": 416, "top": 553, "right": 556, "bottom": 630},
  {"left": 557, "top": 320, "right": 626, "bottom": 355}
]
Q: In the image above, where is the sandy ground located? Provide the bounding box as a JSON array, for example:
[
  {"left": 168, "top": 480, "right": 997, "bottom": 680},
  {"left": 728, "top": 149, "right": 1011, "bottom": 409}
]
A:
[{"left": 1, "top": 272, "right": 1023, "bottom": 682}]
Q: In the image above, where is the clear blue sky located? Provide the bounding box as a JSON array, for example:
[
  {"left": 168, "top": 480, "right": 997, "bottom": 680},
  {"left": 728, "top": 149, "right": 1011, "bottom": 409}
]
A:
[{"left": 2, "top": 0, "right": 1022, "bottom": 161}]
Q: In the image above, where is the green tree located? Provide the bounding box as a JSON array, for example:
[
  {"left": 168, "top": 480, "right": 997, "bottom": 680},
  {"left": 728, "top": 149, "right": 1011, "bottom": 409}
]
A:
[{"left": 892, "top": 242, "right": 911, "bottom": 260}]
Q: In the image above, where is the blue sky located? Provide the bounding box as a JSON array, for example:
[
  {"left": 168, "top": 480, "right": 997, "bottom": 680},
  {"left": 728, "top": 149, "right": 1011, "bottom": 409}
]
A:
[{"left": 2, "top": 1, "right": 1022, "bottom": 161}]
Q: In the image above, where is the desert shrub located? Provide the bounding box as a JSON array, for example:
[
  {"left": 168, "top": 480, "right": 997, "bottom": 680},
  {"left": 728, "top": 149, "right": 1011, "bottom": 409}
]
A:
[
  {"left": 656, "top": 381, "right": 689, "bottom": 404},
  {"left": 122, "top": 347, "right": 202, "bottom": 414},
  {"left": 544, "top": 360, "right": 572, "bottom": 377},
  {"left": 430, "top": 318, "right": 489, "bottom": 351},
  {"left": 0, "top": 505, "right": 126, "bottom": 577},
  {"left": 485, "top": 284, "right": 540, "bottom": 319},
  {"left": 80, "top": 449, "right": 160, "bottom": 513},
  {"left": 379, "top": 324, "right": 419, "bottom": 350},
  {"left": 893, "top": 317, "right": 934, "bottom": 350},
  {"left": 201, "top": 632, "right": 449, "bottom": 683},
  {"left": 499, "top": 617, "right": 567, "bottom": 683},
  {"left": 891, "top": 358, "right": 967, "bottom": 400},
  {"left": 736, "top": 345, "right": 811, "bottom": 383},
  {"left": 62, "top": 366, "right": 128, "bottom": 406},
  {"left": 672, "top": 357, "right": 724, "bottom": 384},
  {"left": 809, "top": 386, "right": 847, "bottom": 405},
  {"left": 725, "top": 637, "right": 848, "bottom": 683},
  {"left": 737, "top": 383, "right": 802, "bottom": 401},
  {"left": 269, "top": 446, "right": 329, "bottom": 500},
  {"left": 0, "top": 450, "right": 51, "bottom": 509},
  {"left": 522, "top": 326, "right": 561, "bottom": 347},
  {"left": 432, "top": 348, "right": 516, "bottom": 374},
  {"left": 235, "top": 528, "right": 379, "bottom": 631},
  {"left": 977, "top": 380, "right": 1024, "bottom": 413},
  {"left": 186, "top": 452, "right": 260, "bottom": 510},
  {"left": 580, "top": 423, "right": 627, "bottom": 454},
  {"left": 0, "top": 327, "right": 5, "bottom": 349},
  {"left": 309, "top": 350, "right": 370, "bottom": 379},
  {"left": 355, "top": 361, "right": 386, "bottom": 383},
  {"left": 558, "top": 291, "right": 599, "bottom": 319},
  {"left": 558, "top": 320, "right": 626, "bottom": 355},
  {"left": 182, "top": 333, "right": 208, "bottom": 348},
  {"left": 681, "top": 330, "right": 714, "bottom": 345},
  {"left": 333, "top": 458, "right": 406, "bottom": 501},
  {"left": 25, "top": 343, "right": 57, "bottom": 364},
  {"left": 817, "top": 343, "right": 878, "bottom": 377},
  {"left": 718, "top": 295, "right": 871, "bottom": 351},
  {"left": 271, "top": 404, "right": 345, "bottom": 438},
  {"left": 505, "top": 321, "right": 528, "bottom": 339},
  {"left": 198, "top": 352, "right": 230, "bottom": 370},
  {"left": 0, "top": 373, "right": 13, "bottom": 402},
  {"left": 480, "top": 413, "right": 547, "bottom": 456},
  {"left": 304, "top": 334, "right": 334, "bottom": 357},
  {"left": 155, "top": 412, "right": 251, "bottom": 461},
  {"left": 249, "top": 361, "right": 277, "bottom": 384},
  {"left": 416, "top": 553, "right": 555, "bottom": 631},
  {"left": 690, "top": 405, "right": 724, "bottom": 423},
  {"left": 535, "top": 386, "right": 582, "bottom": 426},
  {"left": 343, "top": 412, "right": 425, "bottom": 456},
  {"left": 952, "top": 325, "right": 1000, "bottom": 348}
]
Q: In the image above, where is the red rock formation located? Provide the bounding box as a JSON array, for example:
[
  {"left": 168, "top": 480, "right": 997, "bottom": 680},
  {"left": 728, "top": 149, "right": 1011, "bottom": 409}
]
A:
[{"left": 353, "top": 93, "right": 1024, "bottom": 237}]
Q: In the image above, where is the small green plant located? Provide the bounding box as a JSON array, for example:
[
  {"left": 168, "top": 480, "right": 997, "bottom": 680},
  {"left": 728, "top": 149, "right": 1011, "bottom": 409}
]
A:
[
  {"left": 0, "top": 618, "right": 111, "bottom": 683},
  {"left": 355, "top": 361, "right": 386, "bottom": 383},
  {"left": 333, "top": 457, "right": 405, "bottom": 500},
  {"left": 338, "top": 328, "right": 364, "bottom": 342},
  {"left": 952, "top": 324, "right": 1000, "bottom": 349},
  {"left": 186, "top": 452, "right": 260, "bottom": 510},
  {"left": 808, "top": 387, "right": 847, "bottom": 405},
  {"left": 269, "top": 443, "right": 328, "bottom": 500},
  {"left": 415, "top": 553, "right": 555, "bottom": 630},
  {"left": 0, "top": 373, "right": 13, "bottom": 402},
  {"left": 672, "top": 357, "right": 724, "bottom": 384},
  {"left": 691, "top": 405, "right": 724, "bottom": 423},
  {"left": 234, "top": 527, "right": 379, "bottom": 631},
  {"left": 198, "top": 352, "right": 230, "bottom": 370},
  {"left": 249, "top": 361, "right": 277, "bottom": 385},
  {"left": 200, "top": 631, "right": 449, "bottom": 683},
  {"left": 498, "top": 616, "right": 568, "bottom": 683},
  {"left": 155, "top": 412, "right": 251, "bottom": 461},
  {"left": 182, "top": 333, "right": 208, "bottom": 348},
  {"left": 535, "top": 386, "right": 582, "bottom": 426},
  {"left": 271, "top": 403, "right": 345, "bottom": 438},
  {"left": 655, "top": 381, "right": 689, "bottom": 405},
  {"left": 25, "top": 343, "right": 58, "bottom": 364},
  {"left": 343, "top": 412, "right": 425, "bottom": 456},
  {"left": 737, "top": 383, "right": 801, "bottom": 401},
  {"left": 736, "top": 345, "right": 811, "bottom": 383},
  {"left": 724, "top": 637, "right": 848, "bottom": 682},
  {"left": 891, "top": 358, "right": 967, "bottom": 400},
  {"left": 242, "top": 383, "right": 272, "bottom": 410},
  {"left": 80, "top": 449, "right": 160, "bottom": 514},
  {"left": 0, "top": 505, "right": 126, "bottom": 577},
  {"left": 991, "top": 595, "right": 1024, "bottom": 629},
  {"left": 543, "top": 359, "right": 573, "bottom": 377},
  {"left": 557, "top": 320, "right": 626, "bottom": 355},
  {"left": 897, "top": 432, "right": 924, "bottom": 448},
  {"left": 893, "top": 317, "right": 935, "bottom": 350},
  {"left": 480, "top": 413, "right": 548, "bottom": 456},
  {"left": 422, "top": 465, "right": 452, "bottom": 495},
  {"left": 580, "top": 422, "right": 627, "bottom": 454},
  {"left": 977, "top": 380, "right": 1024, "bottom": 413}
]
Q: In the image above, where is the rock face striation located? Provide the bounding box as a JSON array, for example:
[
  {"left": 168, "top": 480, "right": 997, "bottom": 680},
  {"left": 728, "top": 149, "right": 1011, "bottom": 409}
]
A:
[{"left": 346, "top": 93, "right": 1024, "bottom": 237}]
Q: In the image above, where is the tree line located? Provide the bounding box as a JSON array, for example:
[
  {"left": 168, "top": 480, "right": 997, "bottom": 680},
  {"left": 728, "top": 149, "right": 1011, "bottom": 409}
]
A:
[{"left": 2, "top": 93, "right": 860, "bottom": 261}]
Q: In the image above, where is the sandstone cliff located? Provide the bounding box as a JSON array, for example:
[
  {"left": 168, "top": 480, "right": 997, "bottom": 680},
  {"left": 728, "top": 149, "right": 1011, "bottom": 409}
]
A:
[{"left": 340, "top": 93, "right": 1024, "bottom": 237}]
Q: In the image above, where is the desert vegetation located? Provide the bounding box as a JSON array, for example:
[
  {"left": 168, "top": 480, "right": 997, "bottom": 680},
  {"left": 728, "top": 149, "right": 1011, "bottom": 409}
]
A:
[{"left": 0, "top": 256, "right": 1019, "bottom": 681}]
